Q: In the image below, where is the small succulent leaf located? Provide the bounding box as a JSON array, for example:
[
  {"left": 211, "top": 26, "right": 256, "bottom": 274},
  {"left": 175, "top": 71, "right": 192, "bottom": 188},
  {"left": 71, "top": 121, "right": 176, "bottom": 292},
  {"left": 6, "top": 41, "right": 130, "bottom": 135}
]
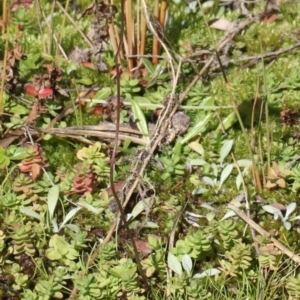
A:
[
  {"left": 193, "top": 268, "right": 221, "bottom": 278},
  {"left": 182, "top": 254, "right": 193, "bottom": 275},
  {"left": 219, "top": 140, "right": 234, "bottom": 164},
  {"left": 46, "top": 248, "right": 61, "bottom": 260},
  {"left": 221, "top": 210, "right": 236, "bottom": 220},
  {"left": 285, "top": 202, "right": 296, "bottom": 218},
  {"left": 59, "top": 207, "right": 82, "bottom": 231},
  {"left": 181, "top": 113, "right": 212, "bottom": 144},
  {"left": 64, "top": 224, "right": 80, "bottom": 232},
  {"left": 219, "top": 164, "right": 234, "bottom": 189},
  {"left": 188, "top": 159, "right": 207, "bottom": 166},
  {"left": 47, "top": 185, "right": 59, "bottom": 220},
  {"left": 130, "top": 100, "right": 150, "bottom": 142},
  {"left": 20, "top": 207, "right": 43, "bottom": 222},
  {"left": 168, "top": 252, "right": 182, "bottom": 276},
  {"left": 129, "top": 79, "right": 139, "bottom": 86}
]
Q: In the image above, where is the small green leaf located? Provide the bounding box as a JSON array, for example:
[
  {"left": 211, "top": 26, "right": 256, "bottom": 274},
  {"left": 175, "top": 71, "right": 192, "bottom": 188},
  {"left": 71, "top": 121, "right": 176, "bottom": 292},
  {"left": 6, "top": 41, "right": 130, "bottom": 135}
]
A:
[
  {"left": 219, "top": 140, "right": 234, "bottom": 164},
  {"left": 65, "top": 62, "right": 78, "bottom": 74},
  {"left": 48, "top": 185, "right": 59, "bottom": 220},
  {"left": 93, "top": 87, "right": 111, "bottom": 100},
  {"left": 142, "top": 58, "right": 155, "bottom": 75},
  {"left": 188, "top": 142, "right": 205, "bottom": 155},
  {"left": 131, "top": 100, "right": 150, "bottom": 142},
  {"left": 7, "top": 146, "right": 28, "bottom": 160},
  {"left": 193, "top": 268, "right": 221, "bottom": 278},
  {"left": 129, "top": 79, "right": 139, "bottom": 87},
  {"left": 76, "top": 77, "right": 93, "bottom": 86},
  {"left": 7, "top": 104, "right": 29, "bottom": 115},
  {"left": 217, "top": 111, "right": 237, "bottom": 131},
  {"left": 219, "top": 164, "right": 234, "bottom": 189},
  {"left": 168, "top": 252, "right": 182, "bottom": 276},
  {"left": 144, "top": 221, "right": 159, "bottom": 228},
  {"left": 78, "top": 201, "right": 100, "bottom": 214},
  {"left": 182, "top": 254, "right": 193, "bottom": 275},
  {"left": 181, "top": 114, "right": 212, "bottom": 144},
  {"left": 20, "top": 207, "right": 43, "bottom": 222},
  {"left": 59, "top": 207, "right": 82, "bottom": 232},
  {"left": 189, "top": 159, "right": 206, "bottom": 166}
]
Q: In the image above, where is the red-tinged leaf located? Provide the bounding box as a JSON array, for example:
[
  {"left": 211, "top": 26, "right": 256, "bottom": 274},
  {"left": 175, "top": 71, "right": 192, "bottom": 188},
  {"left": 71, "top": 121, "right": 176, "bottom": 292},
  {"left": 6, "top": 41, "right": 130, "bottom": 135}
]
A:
[
  {"left": 139, "top": 79, "right": 149, "bottom": 88},
  {"left": 31, "top": 163, "right": 41, "bottom": 179},
  {"left": 263, "top": 14, "right": 278, "bottom": 25},
  {"left": 24, "top": 83, "right": 38, "bottom": 97},
  {"left": 89, "top": 106, "right": 104, "bottom": 115},
  {"left": 106, "top": 181, "right": 126, "bottom": 196},
  {"left": 38, "top": 88, "right": 53, "bottom": 98},
  {"left": 19, "top": 162, "right": 32, "bottom": 172},
  {"left": 82, "top": 62, "right": 96, "bottom": 70}
]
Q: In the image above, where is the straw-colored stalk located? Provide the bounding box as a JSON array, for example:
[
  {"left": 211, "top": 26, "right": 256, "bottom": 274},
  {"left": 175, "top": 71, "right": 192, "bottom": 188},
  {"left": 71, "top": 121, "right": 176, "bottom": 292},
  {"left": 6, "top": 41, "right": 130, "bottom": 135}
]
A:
[
  {"left": 0, "top": 0, "right": 10, "bottom": 115},
  {"left": 125, "top": 0, "right": 135, "bottom": 73},
  {"left": 139, "top": 0, "right": 147, "bottom": 60},
  {"left": 151, "top": 0, "right": 160, "bottom": 65},
  {"left": 158, "top": 0, "right": 168, "bottom": 53}
]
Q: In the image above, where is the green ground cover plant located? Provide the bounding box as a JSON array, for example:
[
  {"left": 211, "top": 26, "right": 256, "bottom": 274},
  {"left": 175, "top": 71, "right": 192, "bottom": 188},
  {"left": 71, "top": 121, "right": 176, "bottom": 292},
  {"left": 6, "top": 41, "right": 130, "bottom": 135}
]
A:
[{"left": 1, "top": 0, "right": 300, "bottom": 299}]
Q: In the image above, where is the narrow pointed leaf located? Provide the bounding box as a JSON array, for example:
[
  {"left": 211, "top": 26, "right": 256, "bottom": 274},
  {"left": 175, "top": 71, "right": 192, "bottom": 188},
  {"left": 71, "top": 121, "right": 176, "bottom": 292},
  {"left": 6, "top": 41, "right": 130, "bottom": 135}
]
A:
[
  {"left": 285, "top": 202, "right": 296, "bottom": 218},
  {"left": 219, "top": 140, "right": 234, "bottom": 164},
  {"left": 182, "top": 254, "right": 193, "bottom": 275},
  {"left": 131, "top": 100, "right": 150, "bottom": 142},
  {"left": 181, "top": 113, "right": 212, "bottom": 144},
  {"left": 168, "top": 252, "right": 182, "bottom": 275},
  {"left": 193, "top": 268, "right": 221, "bottom": 278},
  {"left": 48, "top": 185, "right": 59, "bottom": 220},
  {"left": 219, "top": 164, "right": 234, "bottom": 189},
  {"left": 59, "top": 207, "right": 82, "bottom": 231},
  {"left": 20, "top": 207, "right": 42, "bottom": 222}
]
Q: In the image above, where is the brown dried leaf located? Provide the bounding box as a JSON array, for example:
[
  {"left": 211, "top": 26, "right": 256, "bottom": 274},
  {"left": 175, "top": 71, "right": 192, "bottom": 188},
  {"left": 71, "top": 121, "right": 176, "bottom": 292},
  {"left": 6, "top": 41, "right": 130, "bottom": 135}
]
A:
[
  {"left": 272, "top": 202, "right": 286, "bottom": 211},
  {"left": 209, "top": 18, "right": 232, "bottom": 31},
  {"left": 0, "top": 136, "right": 19, "bottom": 149},
  {"left": 134, "top": 239, "right": 153, "bottom": 255}
]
